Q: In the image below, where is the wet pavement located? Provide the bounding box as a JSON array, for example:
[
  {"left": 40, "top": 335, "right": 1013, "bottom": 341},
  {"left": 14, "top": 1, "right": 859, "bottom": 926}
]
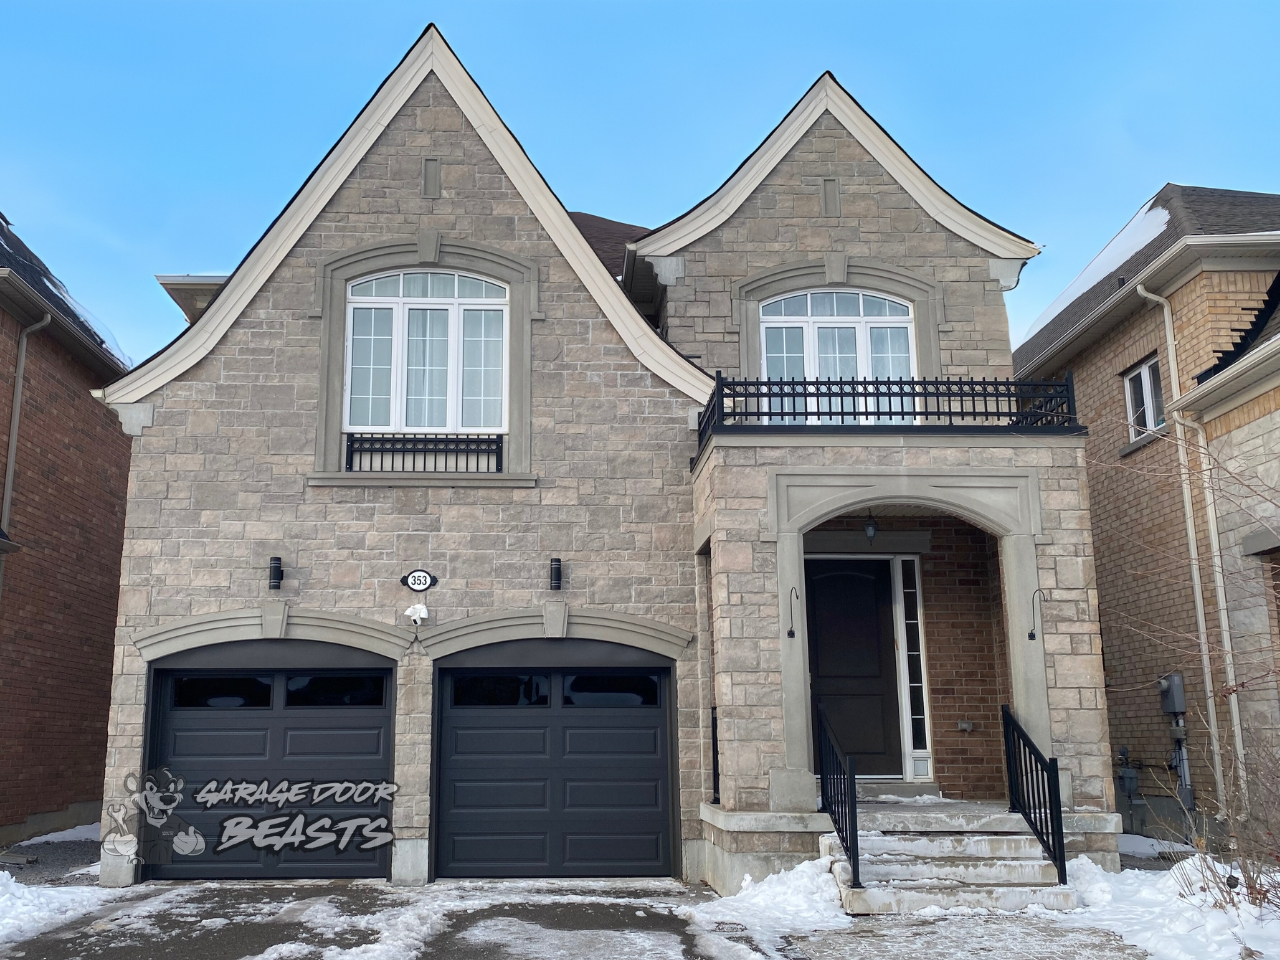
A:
[{"left": 0, "top": 875, "right": 1154, "bottom": 960}]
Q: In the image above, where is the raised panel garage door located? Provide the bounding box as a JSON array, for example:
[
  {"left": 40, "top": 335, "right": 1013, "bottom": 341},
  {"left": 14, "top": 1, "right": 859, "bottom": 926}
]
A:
[
  {"left": 146, "top": 668, "right": 394, "bottom": 880},
  {"left": 436, "top": 668, "right": 673, "bottom": 877}
]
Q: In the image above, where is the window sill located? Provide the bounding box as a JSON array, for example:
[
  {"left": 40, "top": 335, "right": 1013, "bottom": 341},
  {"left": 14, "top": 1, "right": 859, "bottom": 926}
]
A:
[
  {"left": 307, "top": 471, "right": 537, "bottom": 488},
  {"left": 1118, "top": 424, "right": 1169, "bottom": 458}
]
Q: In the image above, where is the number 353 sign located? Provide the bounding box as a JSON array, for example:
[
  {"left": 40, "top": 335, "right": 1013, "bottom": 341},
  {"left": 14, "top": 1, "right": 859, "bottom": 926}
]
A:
[{"left": 400, "top": 569, "right": 438, "bottom": 593}]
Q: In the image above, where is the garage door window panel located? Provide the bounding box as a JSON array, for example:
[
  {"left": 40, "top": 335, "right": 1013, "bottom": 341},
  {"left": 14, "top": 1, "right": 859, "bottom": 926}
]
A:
[
  {"left": 452, "top": 674, "right": 550, "bottom": 707},
  {"left": 173, "top": 676, "right": 273, "bottom": 709},
  {"left": 285, "top": 675, "right": 385, "bottom": 708},
  {"left": 562, "top": 674, "right": 660, "bottom": 707}
]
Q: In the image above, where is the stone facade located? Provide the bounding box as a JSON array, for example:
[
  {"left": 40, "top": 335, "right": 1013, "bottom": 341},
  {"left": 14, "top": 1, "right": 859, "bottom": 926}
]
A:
[
  {"left": 99, "top": 42, "right": 1119, "bottom": 894},
  {"left": 659, "top": 112, "right": 1016, "bottom": 379}
]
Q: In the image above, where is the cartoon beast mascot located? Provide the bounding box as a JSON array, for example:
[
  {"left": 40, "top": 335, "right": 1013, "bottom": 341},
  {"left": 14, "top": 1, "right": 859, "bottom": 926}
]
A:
[{"left": 102, "top": 767, "right": 205, "bottom": 865}]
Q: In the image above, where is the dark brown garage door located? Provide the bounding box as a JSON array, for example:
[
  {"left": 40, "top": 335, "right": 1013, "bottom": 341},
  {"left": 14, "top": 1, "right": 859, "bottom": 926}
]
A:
[
  {"left": 435, "top": 666, "right": 673, "bottom": 877},
  {"left": 145, "top": 654, "right": 394, "bottom": 880}
]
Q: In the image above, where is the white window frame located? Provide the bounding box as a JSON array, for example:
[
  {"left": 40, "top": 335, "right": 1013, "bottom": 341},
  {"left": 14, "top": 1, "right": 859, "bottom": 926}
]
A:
[
  {"left": 342, "top": 270, "right": 510, "bottom": 436},
  {"left": 758, "top": 289, "right": 917, "bottom": 381},
  {"left": 1123, "top": 354, "right": 1165, "bottom": 442}
]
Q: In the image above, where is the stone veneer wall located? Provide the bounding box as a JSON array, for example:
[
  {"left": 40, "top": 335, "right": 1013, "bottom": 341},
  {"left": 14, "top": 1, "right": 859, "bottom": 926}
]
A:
[
  {"left": 101, "top": 73, "right": 713, "bottom": 865},
  {"left": 694, "top": 437, "right": 1112, "bottom": 814},
  {"left": 658, "top": 112, "right": 1017, "bottom": 379}
]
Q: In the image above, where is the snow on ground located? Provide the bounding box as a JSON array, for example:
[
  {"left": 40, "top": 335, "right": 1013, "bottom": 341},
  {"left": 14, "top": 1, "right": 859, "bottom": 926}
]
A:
[
  {"left": 678, "top": 855, "right": 851, "bottom": 957},
  {"left": 1055, "top": 853, "right": 1280, "bottom": 960},
  {"left": 862, "top": 794, "right": 961, "bottom": 804},
  {"left": 461, "top": 916, "right": 687, "bottom": 960},
  {"left": 1116, "top": 834, "right": 1197, "bottom": 858},
  {"left": 14, "top": 821, "right": 100, "bottom": 845},
  {"left": 0, "top": 871, "right": 117, "bottom": 944}
]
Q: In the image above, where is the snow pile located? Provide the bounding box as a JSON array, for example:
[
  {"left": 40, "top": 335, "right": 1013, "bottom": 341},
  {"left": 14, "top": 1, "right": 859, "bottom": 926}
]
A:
[
  {"left": 864, "top": 794, "right": 961, "bottom": 805},
  {"left": 0, "top": 872, "right": 116, "bottom": 944},
  {"left": 461, "top": 916, "right": 686, "bottom": 960},
  {"left": 15, "top": 822, "right": 100, "bottom": 845},
  {"left": 680, "top": 856, "right": 850, "bottom": 957},
  {"left": 1059, "top": 854, "right": 1280, "bottom": 960},
  {"left": 1116, "top": 834, "right": 1197, "bottom": 858}
]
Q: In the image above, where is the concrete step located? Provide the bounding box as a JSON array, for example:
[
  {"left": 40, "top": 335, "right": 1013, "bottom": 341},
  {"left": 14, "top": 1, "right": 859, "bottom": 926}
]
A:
[
  {"left": 857, "top": 805, "right": 1032, "bottom": 834},
  {"left": 841, "top": 881, "right": 1079, "bottom": 914},
  {"left": 859, "top": 855, "right": 1061, "bottom": 886},
  {"left": 858, "top": 833, "right": 1047, "bottom": 860},
  {"left": 856, "top": 781, "right": 942, "bottom": 800}
]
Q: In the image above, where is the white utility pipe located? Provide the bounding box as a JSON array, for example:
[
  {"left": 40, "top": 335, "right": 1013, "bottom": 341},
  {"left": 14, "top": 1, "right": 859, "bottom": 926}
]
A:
[
  {"left": 1136, "top": 284, "right": 1228, "bottom": 815},
  {"left": 0, "top": 313, "right": 52, "bottom": 601},
  {"left": 1176, "top": 409, "right": 1248, "bottom": 805}
]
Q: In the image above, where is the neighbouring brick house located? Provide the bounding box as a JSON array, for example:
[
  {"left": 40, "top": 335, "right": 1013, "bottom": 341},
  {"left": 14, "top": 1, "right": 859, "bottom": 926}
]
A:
[
  {"left": 96, "top": 26, "right": 1119, "bottom": 909},
  {"left": 0, "top": 212, "right": 131, "bottom": 845},
  {"left": 1014, "top": 184, "right": 1280, "bottom": 835}
]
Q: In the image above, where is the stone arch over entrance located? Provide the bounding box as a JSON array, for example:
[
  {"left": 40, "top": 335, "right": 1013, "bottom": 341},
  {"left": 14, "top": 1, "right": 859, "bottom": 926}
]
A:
[
  {"left": 766, "top": 466, "right": 1051, "bottom": 811},
  {"left": 131, "top": 603, "right": 414, "bottom": 663}
]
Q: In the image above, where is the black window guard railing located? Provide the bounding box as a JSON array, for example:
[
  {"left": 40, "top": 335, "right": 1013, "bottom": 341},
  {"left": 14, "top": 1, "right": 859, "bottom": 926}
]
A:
[
  {"left": 1002, "top": 704, "right": 1067, "bottom": 885},
  {"left": 694, "top": 372, "right": 1080, "bottom": 465},
  {"left": 345, "top": 433, "right": 503, "bottom": 473},
  {"left": 817, "top": 705, "right": 861, "bottom": 887}
]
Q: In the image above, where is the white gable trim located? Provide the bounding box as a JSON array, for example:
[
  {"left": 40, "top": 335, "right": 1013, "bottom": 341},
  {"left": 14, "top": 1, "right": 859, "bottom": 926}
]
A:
[
  {"left": 104, "top": 26, "right": 714, "bottom": 405},
  {"left": 632, "top": 74, "right": 1039, "bottom": 262}
]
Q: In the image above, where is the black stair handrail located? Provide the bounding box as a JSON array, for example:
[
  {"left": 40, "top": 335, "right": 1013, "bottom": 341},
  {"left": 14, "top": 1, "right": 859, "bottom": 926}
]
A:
[
  {"left": 816, "top": 705, "right": 861, "bottom": 887},
  {"left": 1002, "top": 704, "right": 1067, "bottom": 885}
]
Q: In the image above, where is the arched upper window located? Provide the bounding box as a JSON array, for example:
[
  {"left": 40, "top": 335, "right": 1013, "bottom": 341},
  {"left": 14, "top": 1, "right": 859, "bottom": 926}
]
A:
[
  {"left": 343, "top": 270, "right": 509, "bottom": 434},
  {"left": 759, "top": 289, "right": 914, "bottom": 382}
]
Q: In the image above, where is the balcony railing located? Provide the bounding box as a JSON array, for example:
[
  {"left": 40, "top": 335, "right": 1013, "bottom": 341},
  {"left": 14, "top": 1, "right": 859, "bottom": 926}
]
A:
[
  {"left": 694, "top": 373, "right": 1081, "bottom": 464},
  {"left": 345, "top": 433, "right": 503, "bottom": 473}
]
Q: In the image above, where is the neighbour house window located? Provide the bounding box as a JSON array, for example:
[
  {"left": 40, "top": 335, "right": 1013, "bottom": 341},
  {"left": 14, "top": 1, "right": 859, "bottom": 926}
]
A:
[
  {"left": 759, "top": 290, "right": 915, "bottom": 421},
  {"left": 1124, "top": 355, "right": 1166, "bottom": 442},
  {"left": 344, "top": 270, "right": 509, "bottom": 436}
]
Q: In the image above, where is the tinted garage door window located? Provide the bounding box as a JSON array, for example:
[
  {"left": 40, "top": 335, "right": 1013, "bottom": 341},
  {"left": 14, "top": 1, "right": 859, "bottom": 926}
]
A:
[
  {"left": 436, "top": 668, "right": 672, "bottom": 877},
  {"left": 147, "top": 669, "right": 393, "bottom": 880}
]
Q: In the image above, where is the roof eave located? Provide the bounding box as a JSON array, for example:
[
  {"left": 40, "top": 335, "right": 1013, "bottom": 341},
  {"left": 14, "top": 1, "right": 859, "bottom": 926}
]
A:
[
  {"left": 1015, "top": 233, "right": 1280, "bottom": 379},
  {"left": 0, "top": 268, "right": 128, "bottom": 381}
]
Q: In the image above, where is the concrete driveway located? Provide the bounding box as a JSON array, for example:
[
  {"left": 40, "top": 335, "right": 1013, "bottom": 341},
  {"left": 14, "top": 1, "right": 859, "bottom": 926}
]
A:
[{"left": 0, "top": 875, "right": 1152, "bottom": 960}]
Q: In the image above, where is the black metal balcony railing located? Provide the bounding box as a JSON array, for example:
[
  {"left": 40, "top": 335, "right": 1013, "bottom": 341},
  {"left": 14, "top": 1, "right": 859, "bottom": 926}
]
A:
[
  {"left": 345, "top": 433, "right": 503, "bottom": 473},
  {"left": 694, "top": 373, "right": 1081, "bottom": 465},
  {"left": 817, "top": 705, "right": 861, "bottom": 887},
  {"left": 1002, "top": 704, "right": 1067, "bottom": 885}
]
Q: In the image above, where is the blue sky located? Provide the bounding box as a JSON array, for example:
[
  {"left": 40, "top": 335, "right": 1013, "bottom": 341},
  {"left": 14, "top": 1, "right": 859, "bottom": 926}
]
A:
[{"left": 4, "top": 1, "right": 1279, "bottom": 366}]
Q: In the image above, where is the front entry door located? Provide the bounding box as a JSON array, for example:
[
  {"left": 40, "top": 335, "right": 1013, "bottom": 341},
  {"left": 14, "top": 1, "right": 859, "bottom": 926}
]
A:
[{"left": 806, "top": 558, "right": 903, "bottom": 776}]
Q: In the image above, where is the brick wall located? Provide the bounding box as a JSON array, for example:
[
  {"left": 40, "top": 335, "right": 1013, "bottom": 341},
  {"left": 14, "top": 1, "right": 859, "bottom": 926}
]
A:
[
  {"left": 0, "top": 307, "right": 130, "bottom": 831},
  {"left": 1042, "top": 270, "right": 1275, "bottom": 807},
  {"left": 812, "top": 514, "right": 1010, "bottom": 800},
  {"left": 659, "top": 112, "right": 1016, "bottom": 379}
]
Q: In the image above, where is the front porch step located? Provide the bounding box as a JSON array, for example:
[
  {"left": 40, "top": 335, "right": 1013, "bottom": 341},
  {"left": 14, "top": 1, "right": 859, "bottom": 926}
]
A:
[
  {"left": 859, "top": 854, "right": 1061, "bottom": 886},
  {"left": 841, "top": 882, "right": 1079, "bottom": 914},
  {"left": 856, "top": 832, "right": 1047, "bottom": 860}
]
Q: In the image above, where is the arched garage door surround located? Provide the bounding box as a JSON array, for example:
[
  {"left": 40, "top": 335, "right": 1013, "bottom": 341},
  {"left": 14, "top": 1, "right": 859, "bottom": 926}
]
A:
[{"left": 764, "top": 466, "right": 1053, "bottom": 807}]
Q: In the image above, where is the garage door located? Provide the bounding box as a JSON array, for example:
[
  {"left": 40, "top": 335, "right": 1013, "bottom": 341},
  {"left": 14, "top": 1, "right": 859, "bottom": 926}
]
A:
[
  {"left": 146, "top": 663, "right": 394, "bottom": 880},
  {"left": 436, "top": 666, "right": 673, "bottom": 877}
]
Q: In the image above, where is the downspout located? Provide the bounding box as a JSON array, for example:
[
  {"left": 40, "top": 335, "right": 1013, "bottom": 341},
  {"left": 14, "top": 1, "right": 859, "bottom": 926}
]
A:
[
  {"left": 1178, "top": 410, "right": 1248, "bottom": 806},
  {"left": 1135, "top": 284, "right": 1228, "bottom": 815},
  {"left": 0, "top": 313, "right": 52, "bottom": 601}
]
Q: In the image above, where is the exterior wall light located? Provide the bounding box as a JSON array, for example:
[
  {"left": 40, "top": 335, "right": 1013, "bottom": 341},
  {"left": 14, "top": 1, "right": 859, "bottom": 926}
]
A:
[
  {"left": 863, "top": 512, "right": 878, "bottom": 544},
  {"left": 268, "top": 557, "right": 283, "bottom": 591},
  {"left": 549, "top": 558, "right": 562, "bottom": 591}
]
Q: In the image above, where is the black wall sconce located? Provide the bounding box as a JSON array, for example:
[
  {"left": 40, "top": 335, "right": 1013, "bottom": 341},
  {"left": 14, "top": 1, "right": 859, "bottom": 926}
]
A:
[
  {"left": 1028, "top": 587, "right": 1046, "bottom": 642},
  {"left": 268, "top": 557, "right": 283, "bottom": 591},
  {"left": 863, "top": 511, "right": 878, "bottom": 544},
  {"left": 786, "top": 586, "right": 800, "bottom": 638},
  {"left": 549, "top": 558, "right": 562, "bottom": 591}
]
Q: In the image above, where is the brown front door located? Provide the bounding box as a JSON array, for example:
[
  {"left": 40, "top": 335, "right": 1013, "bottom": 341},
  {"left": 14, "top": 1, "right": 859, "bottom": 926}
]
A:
[{"left": 806, "top": 558, "right": 903, "bottom": 777}]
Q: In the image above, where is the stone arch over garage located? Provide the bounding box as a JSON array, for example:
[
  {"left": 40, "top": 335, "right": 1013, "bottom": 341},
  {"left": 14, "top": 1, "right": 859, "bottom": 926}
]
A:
[
  {"left": 414, "top": 602, "right": 695, "bottom": 661},
  {"left": 765, "top": 466, "right": 1052, "bottom": 810},
  {"left": 131, "top": 603, "right": 414, "bottom": 662}
]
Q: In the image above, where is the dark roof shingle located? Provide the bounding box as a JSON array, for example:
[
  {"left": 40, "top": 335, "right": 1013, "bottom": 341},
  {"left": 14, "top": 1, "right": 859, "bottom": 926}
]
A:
[{"left": 569, "top": 211, "right": 648, "bottom": 279}]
